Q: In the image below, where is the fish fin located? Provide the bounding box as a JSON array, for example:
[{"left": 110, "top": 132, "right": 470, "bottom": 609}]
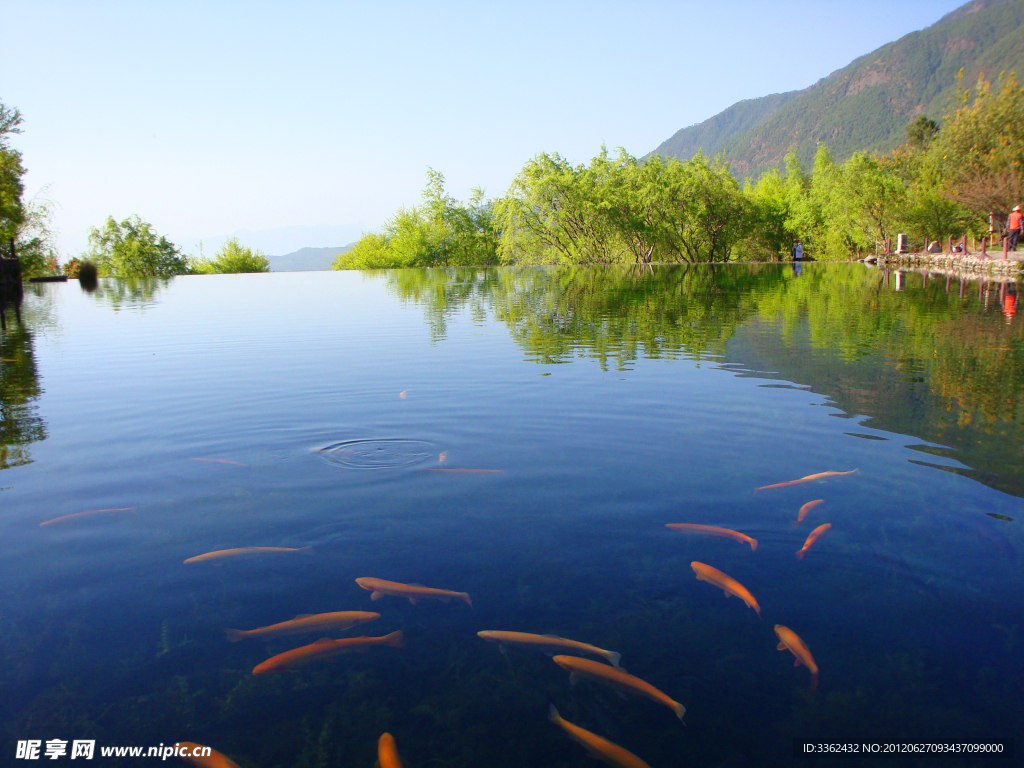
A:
[
  {"left": 409, "top": 597, "right": 420, "bottom": 605},
  {"left": 794, "top": 658, "right": 802, "bottom": 667},
  {"left": 371, "top": 591, "right": 385, "bottom": 601},
  {"left": 408, "top": 583, "right": 425, "bottom": 587},
  {"left": 461, "top": 592, "right": 472, "bottom": 607},
  {"left": 674, "top": 702, "right": 686, "bottom": 723},
  {"left": 498, "top": 644, "right": 508, "bottom": 656},
  {"left": 749, "top": 539, "right": 758, "bottom": 551},
  {"left": 313, "top": 638, "right": 335, "bottom": 645},
  {"left": 225, "top": 629, "right": 246, "bottom": 642},
  {"left": 777, "top": 642, "right": 787, "bottom": 651},
  {"left": 548, "top": 703, "right": 561, "bottom": 723},
  {"left": 616, "top": 690, "right": 628, "bottom": 700},
  {"left": 569, "top": 672, "right": 580, "bottom": 686},
  {"left": 297, "top": 546, "right": 314, "bottom": 555},
  {"left": 384, "top": 630, "right": 404, "bottom": 649},
  {"left": 810, "top": 671, "right": 819, "bottom": 692},
  {"left": 606, "top": 651, "right": 622, "bottom": 668},
  {"left": 723, "top": 590, "right": 731, "bottom": 598},
  {"left": 295, "top": 614, "right": 314, "bottom": 619},
  {"left": 438, "top": 596, "right": 452, "bottom": 603}
]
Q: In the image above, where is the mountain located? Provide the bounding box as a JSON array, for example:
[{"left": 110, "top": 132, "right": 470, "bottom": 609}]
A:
[
  {"left": 649, "top": 0, "right": 1024, "bottom": 177},
  {"left": 180, "top": 224, "right": 366, "bottom": 260},
  {"left": 268, "top": 245, "right": 354, "bottom": 272}
]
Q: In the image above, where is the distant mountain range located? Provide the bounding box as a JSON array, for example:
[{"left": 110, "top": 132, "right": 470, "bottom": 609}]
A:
[
  {"left": 268, "top": 245, "right": 354, "bottom": 272},
  {"left": 649, "top": 0, "right": 1024, "bottom": 177}
]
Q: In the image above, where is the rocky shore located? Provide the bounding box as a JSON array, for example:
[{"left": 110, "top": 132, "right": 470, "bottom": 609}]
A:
[{"left": 862, "top": 251, "right": 1022, "bottom": 276}]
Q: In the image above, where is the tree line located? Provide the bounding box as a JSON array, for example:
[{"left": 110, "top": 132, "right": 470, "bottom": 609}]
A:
[
  {"left": 336, "top": 70, "right": 1024, "bottom": 268},
  {"left": 0, "top": 99, "right": 269, "bottom": 279}
]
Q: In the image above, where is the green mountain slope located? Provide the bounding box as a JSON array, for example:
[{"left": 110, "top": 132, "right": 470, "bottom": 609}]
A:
[{"left": 650, "top": 0, "right": 1024, "bottom": 177}]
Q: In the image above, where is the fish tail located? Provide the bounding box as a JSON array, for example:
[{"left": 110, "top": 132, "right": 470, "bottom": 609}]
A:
[
  {"left": 749, "top": 538, "right": 758, "bottom": 551},
  {"left": 225, "top": 628, "right": 247, "bottom": 642},
  {"left": 605, "top": 651, "right": 622, "bottom": 668},
  {"left": 383, "top": 630, "right": 404, "bottom": 649},
  {"left": 298, "top": 546, "right": 314, "bottom": 555},
  {"left": 810, "top": 671, "right": 819, "bottom": 692},
  {"left": 548, "top": 703, "right": 562, "bottom": 724},
  {"left": 461, "top": 592, "right": 473, "bottom": 607},
  {"left": 795, "top": 549, "right": 805, "bottom": 561}
]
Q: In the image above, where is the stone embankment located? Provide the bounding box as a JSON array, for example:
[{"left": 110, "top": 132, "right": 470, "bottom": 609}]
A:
[{"left": 862, "top": 251, "right": 1022, "bottom": 277}]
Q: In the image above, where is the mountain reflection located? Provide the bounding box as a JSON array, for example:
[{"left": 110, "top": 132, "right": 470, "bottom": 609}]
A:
[{"left": 381, "top": 264, "right": 1024, "bottom": 496}]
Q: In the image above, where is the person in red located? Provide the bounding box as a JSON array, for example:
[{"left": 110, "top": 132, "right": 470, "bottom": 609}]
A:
[{"left": 1007, "top": 205, "right": 1023, "bottom": 251}]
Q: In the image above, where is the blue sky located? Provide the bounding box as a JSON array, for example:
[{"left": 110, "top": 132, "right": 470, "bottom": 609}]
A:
[{"left": 3, "top": 0, "right": 965, "bottom": 256}]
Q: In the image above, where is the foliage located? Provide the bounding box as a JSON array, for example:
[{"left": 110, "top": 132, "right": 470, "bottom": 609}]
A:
[
  {"left": 495, "top": 148, "right": 745, "bottom": 266},
  {"left": 83, "top": 215, "right": 188, "bottom": 278},
  {"left": 334, "top": 169, "right": 498, "bottom": 269},
  {"left": 0, "top": 100, "right": 25, "bottom": 250},
  {"left": 13, "top": 197, "right": 61, "bottom": 278},
  {"left": 932, "top": 71, "right": 1024, "bottom": 221},
  {"left": 192, "top": 237, "right": 270, "bottom": 274}
]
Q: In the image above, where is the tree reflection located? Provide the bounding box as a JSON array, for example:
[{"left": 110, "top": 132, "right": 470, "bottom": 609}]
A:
[
  {"left": 0, "top": 307, "right": 45, "bottom": 470},
  {"left": 376, "top": 263, "right": 1024, "bottom": 496}
]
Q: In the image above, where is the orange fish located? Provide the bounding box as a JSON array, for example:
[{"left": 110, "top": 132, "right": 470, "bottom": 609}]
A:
[
  {"left": 225, "top": 611, "right": 379, "bottom": 642},
  {"left": 39, "top": 507, "right": 135, "bottom": 527},
  {"left": 666, "top": 524, "right": 757, "bottom": 551},
  {"left": 184, "top": 546, "right": 313, "bottom": 564},
  {"left": 754, "top": 470, "right": 857, "bottom": 494},
  {"left": 549, "top": 704, "right": 651, "bottom": 768},
  {"left": 378, "top": 733, "right": 404, "bottom": 768},
  {"left": 356, "top": 577, "right": 472, "bottom": 606},
  {"left": 252, "top": 631, "right": 404, "bottom": 674},
  {"left": 690, "top": 562, "right": 761, "bottom": 617},
  {"left": 796, "top": 523, "right": 832, "bottom": 560},
  {"left": 478, "top": 631, "right": 621, "bottom": 667},
  {"left": 552, "top": 655, "right": 685, "bottom": 722},
  {"left": 425, "top": 468, "right": 502, "bottom": 473},
  {"left": 774, "top": 625, "right": 819, "bottom": 692},
  {"left": 174, "top": 742, "right": 240, "bottom": 768},
  {"left": 795, "top": 499, "right": 824, "bottom": 524},
  {"left": 191, "top": 458, "right": 248, "bottom": 466}
]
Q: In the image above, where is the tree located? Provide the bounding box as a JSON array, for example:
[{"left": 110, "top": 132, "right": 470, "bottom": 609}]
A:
[
  {"left": 0, "top": 101, "right": 25, "bottom": 255},
  {"left": 931, "top": 72, "right": 1024, "bottom": 223},
  {"left": 193, "top": 237, "right": 270, "bottom": 273},
  {"left": 906, "top": 115, "right": 939, "bottom": 151},
  {"left": 84, "top": 215, "right": 188, "bottom": 277},
  {"left": 335, "top": 169, "right": 498, "bottom": 269}
]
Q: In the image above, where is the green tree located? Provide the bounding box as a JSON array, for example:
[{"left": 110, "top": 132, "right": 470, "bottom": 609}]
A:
[
  {"left": 193, "top": 237, "right": 270, "bottom": 274},
  {"left": 906, "top": 115, "right": 939, "bottom": 151},
  {"left": 335, "top": 169, "right": 498, "bottom": 269},
  {"left": 0, "top": 101, "right": 25, "bottom": 255},
  {"left": 84, "top": 215, "right": 188, "bottom": 278},
  {"left": 736, "top": 169, "right": 794, "bottom": 261}
]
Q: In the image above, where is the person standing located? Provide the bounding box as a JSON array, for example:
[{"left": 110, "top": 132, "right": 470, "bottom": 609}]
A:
[
  {"left": 793, "top": 240, "right": 803, "bottom": 261},
  {"left": 1007, "top": 205, "right": 1023, "bottom": 251}
]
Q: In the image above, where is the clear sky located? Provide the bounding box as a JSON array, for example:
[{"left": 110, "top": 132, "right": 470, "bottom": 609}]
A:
[{"left": 3, "top": 0, "right": 965, "bottom": 257}]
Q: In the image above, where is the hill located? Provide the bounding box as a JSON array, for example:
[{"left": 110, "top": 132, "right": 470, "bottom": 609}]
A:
[
  {"left": 268, "top": 245, "right": 354, "bottom": 272},
  {"left": 649, "top": 0, "right": 1024, "bottom": 177}
]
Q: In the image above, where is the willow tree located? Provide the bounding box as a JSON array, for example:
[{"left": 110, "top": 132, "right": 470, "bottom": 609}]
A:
[{"left": 85, "top": 215, "right": 188, "bottom": 277}]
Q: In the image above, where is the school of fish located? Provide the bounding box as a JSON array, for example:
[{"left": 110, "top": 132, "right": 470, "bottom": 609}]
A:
[{"left": 69, "top": 464, "right": 851, "bottom": 766}]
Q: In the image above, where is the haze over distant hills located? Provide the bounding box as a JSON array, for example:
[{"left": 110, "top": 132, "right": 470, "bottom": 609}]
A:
[
  {"left": 650, "top": 0, "right": 1024, "bottom": 177},
  {"left": 268, "top": 245, "right": 354, "bottom": 272}
]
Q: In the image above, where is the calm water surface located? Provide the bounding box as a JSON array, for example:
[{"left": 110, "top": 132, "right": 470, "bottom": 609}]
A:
[{"left": 1, "top": 264, "right": 1022, "bottom": 767}]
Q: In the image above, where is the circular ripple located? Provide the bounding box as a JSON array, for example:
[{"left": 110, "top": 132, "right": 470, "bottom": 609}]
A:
[{"left": 319, "top": 439, "right": 436, "bottom": 470}]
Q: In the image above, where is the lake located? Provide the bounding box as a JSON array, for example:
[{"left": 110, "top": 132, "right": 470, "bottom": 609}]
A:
[{"left": 1, "top": 263, "right": 1021, "bottom": 767}]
